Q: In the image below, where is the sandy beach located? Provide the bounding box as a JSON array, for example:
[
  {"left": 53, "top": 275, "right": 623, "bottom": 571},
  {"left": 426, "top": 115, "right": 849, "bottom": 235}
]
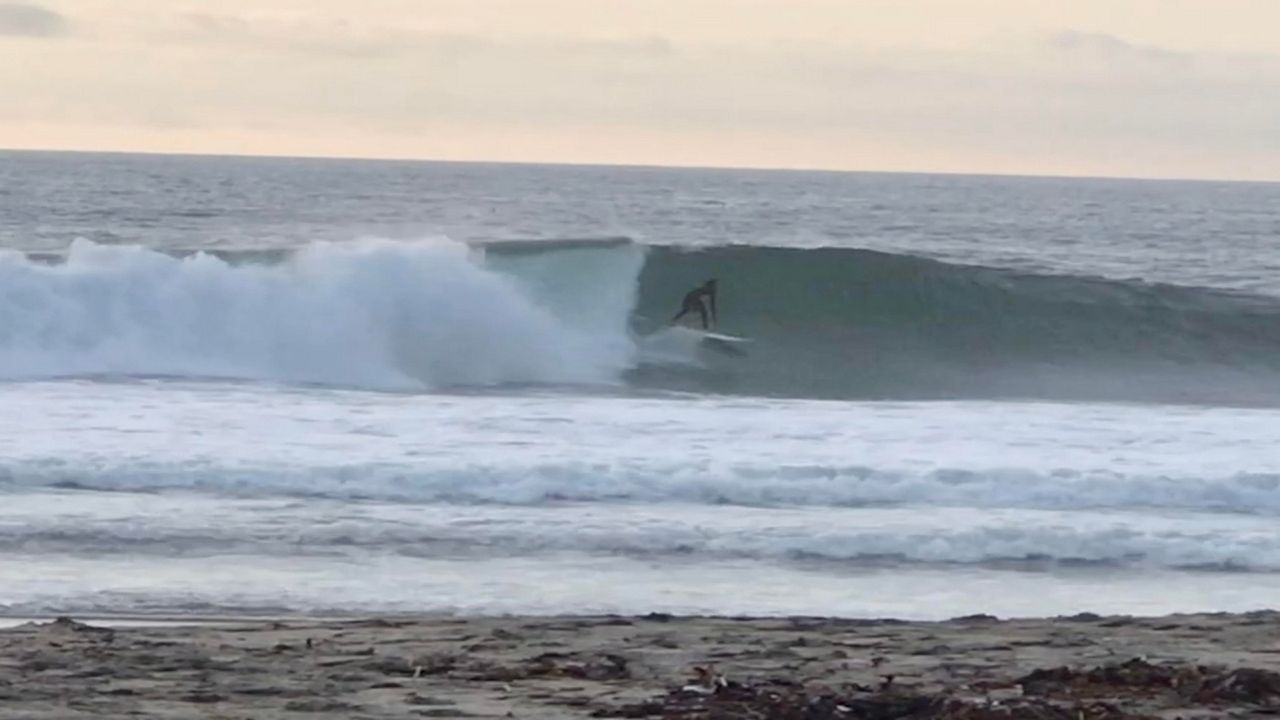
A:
[{"left": 2, "top": 610, "right": 1278, "bottom": 719}]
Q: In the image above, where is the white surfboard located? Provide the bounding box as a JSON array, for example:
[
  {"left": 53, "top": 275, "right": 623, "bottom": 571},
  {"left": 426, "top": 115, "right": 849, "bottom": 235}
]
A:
[
  {"left": 663, "top": 325, "right": 751, "bottom": 356},
  {"left": 665, "top": 325, "right": 751, "bottom": 343},
  {"left": 697, "top": 330, "right": 752, "bottom": 344}
]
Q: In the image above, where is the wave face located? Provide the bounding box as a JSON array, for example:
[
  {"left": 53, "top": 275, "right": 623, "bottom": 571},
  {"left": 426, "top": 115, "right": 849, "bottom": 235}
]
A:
[
  {"left": 12, "top": 238, "right": 1280, "bottom": 404},
  {"left": 626, "top": 245, "right": 1280, "bottom": 404},
  {"left": 0, "top": 239, "right": 640, "bottom": 388}
]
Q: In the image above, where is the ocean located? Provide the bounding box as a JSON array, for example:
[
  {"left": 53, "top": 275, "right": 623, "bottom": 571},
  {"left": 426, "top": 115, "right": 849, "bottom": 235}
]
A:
[{"left": 1, "top": 149, "right": 1279, "bottom": 620}]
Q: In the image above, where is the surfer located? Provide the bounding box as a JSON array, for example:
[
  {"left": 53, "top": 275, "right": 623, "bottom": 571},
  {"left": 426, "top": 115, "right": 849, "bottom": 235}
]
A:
[{"left": 671, "top": 279, "right": 718, "bottom": 329}]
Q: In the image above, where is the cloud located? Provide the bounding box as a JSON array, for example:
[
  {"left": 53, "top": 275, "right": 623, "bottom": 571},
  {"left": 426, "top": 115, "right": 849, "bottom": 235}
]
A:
[
  {"left": 1044, "top": 30, "right": 1193, "bottom": 73},
  {"left": 534, "top": 34, "right": 674, "bottom": 58},
  {"left": 0, "top": 2, "right": 68, "bottom": 37},
  {"left": 172, "top": 13, "right": 484, "bottom": 59},
  {"left": 5, "top": 9, "right": 1279, "bottom": 179},
  {"left": 169, "top": 12, "right": 674, "bottom": 64}
]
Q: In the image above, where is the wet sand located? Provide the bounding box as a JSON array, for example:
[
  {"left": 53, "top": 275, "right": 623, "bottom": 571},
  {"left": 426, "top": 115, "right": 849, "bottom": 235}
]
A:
[{"left": 2, "top": 610, "right": 1279, "bottom": 718}]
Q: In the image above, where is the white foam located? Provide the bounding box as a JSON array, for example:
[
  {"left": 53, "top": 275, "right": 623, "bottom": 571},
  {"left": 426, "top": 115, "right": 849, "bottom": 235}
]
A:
[
  {"left": 5, "top": 550, "right": 1280, "bottom": 621},
  {"left": 2, "top": 383, "right": 1279, "bottom": 618},
  {"left": 3, "top": 494, "right": 1278, "bottom": 570},
  {"left": 2, "top": 384, "right": 1280, "bottom": 515},
  {"left": 0, "top": 239, "right": 641, "bottom": 388},
  {"left": 0, "top": 457, "right": 1276, "bottom": 515}
]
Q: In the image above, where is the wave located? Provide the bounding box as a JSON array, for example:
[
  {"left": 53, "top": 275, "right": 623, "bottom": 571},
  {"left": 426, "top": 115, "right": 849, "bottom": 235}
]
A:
[
  {"left": 12, "top": 237, "right": 1280, "bottom": 404},
  {"left": 5, "top": 521, "right": 1276, "bottom": 572},
  {"left": 0, "top": 238, "right": 640, "bottom": 389},
  {"left": 6, "top": 498, "right": 1278, "bottom": 572},
  {"left": 623, "top": 244, "right": 1280, "bottom": 404},
  {"left": 4, "top": 458, "right": 1278, "bottom": 515}
]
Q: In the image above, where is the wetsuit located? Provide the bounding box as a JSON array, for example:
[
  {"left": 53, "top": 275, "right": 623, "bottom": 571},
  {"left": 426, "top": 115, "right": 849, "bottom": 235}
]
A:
[{"left": 671, "top": 280, "right": 718, "bottom": 329}]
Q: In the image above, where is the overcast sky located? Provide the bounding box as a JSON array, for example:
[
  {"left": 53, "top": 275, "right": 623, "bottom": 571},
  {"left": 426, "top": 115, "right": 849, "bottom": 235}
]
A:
[{"left": 2, "top": 1, "right": 1279, "bottom": 179}]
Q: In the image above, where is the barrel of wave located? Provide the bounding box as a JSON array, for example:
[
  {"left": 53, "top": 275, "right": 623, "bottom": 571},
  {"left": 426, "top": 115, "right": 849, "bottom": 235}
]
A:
[{"left": 627, "top": 244, "right": 1280, "bottom": 403}]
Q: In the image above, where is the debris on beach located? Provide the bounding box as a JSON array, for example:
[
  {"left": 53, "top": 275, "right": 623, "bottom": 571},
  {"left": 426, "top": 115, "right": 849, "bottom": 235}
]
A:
[
  {"left": 2, "top": 613, "right": 1278, "bottom": 719},
  {"left": 1018, "top": 658, "right": 1280, "bottom": 706},
  {"left": 35, "top": 617, "right": 116, "bottom": 640},
  {"left": 680, "top": 665, "right": 728, "bottom": 695},
  {"left": 593, "top": 658, "right": 1280, "bottom": 719}
]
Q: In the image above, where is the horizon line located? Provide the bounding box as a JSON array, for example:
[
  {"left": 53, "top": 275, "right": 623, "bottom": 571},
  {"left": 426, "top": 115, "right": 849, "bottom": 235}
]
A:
[{"left": 3, "top": 145, "right": 1276, "bottom": 187}]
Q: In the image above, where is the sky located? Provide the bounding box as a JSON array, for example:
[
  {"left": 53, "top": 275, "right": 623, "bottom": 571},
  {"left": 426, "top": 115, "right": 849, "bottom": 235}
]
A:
[{"left": 2, "top": 1, "right": 1279, "bottom": 180}]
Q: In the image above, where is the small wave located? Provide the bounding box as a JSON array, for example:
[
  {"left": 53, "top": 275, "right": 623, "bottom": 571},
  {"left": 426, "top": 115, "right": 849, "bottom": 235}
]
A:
[
  {"left": 5, "top": 505, "right": 1278, "bottom": 572},
  {"left": 2, "top": 459, "right": 1279, "bottom": 515}
]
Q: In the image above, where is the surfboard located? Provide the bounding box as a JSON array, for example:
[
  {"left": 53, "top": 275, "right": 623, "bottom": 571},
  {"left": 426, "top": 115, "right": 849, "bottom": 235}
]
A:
[
  {"left": 698, "top": 331, "right": 751, "bottom": 344},
  {"left": 664, "top": 325, "right": 751, "bottom": 344},
  {"left": 701, "top": 334, "right": 749, "bottom": 357},
  {"left": 667, "top": 327, "right": 751, "bottom": 356}
]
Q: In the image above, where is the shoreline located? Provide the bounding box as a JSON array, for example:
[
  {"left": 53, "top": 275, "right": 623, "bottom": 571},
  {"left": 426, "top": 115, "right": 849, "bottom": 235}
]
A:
[
  {"left": 3, "top": 609, "right": 1278, "bottom": 718},
  {"left": 2, "top": 604, "right": 1273, "bottom": 628}
]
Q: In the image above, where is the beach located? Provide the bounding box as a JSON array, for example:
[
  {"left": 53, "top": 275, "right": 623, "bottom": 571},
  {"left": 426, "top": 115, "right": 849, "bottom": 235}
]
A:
[{"left": 4, "top": 610, "right": 1279, "bottom": 718}]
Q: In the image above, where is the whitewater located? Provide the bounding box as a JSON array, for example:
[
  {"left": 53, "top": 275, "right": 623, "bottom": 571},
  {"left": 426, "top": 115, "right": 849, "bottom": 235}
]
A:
[
  {"left": 1, "top": 150, "right": 1278, "bottom": 620},
  {"left": 0, "top": 238, "right": 639, "bottom": 388}
]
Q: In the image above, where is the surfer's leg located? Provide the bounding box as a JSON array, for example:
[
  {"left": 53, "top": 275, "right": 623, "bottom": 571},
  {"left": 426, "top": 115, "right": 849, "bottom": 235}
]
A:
[
  {"left": 697, "top": 303, "right": 709, "bottom": 329},
  {"left": 673, "top": 295, "right": 700, "bottom": 325}
]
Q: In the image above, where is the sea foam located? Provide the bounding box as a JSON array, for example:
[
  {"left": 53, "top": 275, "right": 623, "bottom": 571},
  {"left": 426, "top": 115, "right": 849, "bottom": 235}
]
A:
[{"left": 0, "top": 239, "right": 641, "bottom": 388}]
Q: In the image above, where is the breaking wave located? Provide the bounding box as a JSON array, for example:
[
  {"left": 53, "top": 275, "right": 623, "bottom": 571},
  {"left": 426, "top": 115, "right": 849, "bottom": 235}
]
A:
[
  {"left": 5, "top": 511, "right": 1277, "bottom": 572},
  {"left": 5, "top": 469, "right": 1279, "bottom": 572},
  {"left": 624, "top": 244, "right": 1280, "bottom": 404},
  {"left": 11, "top": 236, "right": 1280, "bottom": 404},
  {"left": 3, "top": 457, "right": 1279, "bottom": 515},
  {"left": 0, "top": 238, "right": 640, "bottom": 389}
]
